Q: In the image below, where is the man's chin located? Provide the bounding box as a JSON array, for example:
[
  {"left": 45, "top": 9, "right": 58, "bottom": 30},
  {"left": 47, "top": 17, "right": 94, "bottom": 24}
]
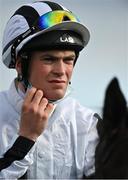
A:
[
  {"left": 47, "top": 92, "right": 66, "bottom": 102},
  {"left": 44, "top": 88, "right": 67, "bottom": 101},
  {"left": 48, "top": 95, "right": 64, "bottom": 102}
]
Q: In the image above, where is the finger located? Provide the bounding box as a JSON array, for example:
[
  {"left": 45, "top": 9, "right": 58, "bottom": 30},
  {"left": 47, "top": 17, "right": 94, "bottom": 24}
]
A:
[
  {"left": 39, "top": 97, "right": 49, "bottom": 111},
  {"left": 25, "top": 87, "right": 37, "bottom": 103},
  {"left": 32, "top": 90, "right": 44, "bottom": 105},
  {"left": 44, "top": 103, "right": 54, "bottom": 115}
]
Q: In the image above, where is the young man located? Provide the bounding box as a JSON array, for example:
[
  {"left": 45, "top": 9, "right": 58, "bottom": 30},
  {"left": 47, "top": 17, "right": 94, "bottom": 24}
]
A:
[{"left": 0, "top": 1, "right": 99, "bottom": 179}]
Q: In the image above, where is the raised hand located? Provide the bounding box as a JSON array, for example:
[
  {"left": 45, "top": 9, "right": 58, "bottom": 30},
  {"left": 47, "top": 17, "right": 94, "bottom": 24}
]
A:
[{"left": 19, "top": 87, "right": 54, "bottom": 141}]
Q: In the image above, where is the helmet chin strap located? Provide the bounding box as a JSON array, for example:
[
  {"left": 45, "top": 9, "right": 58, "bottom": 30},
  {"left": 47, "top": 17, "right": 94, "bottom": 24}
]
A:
[{"left": 20, "top": 78, "right": 32, "bottom": 92}]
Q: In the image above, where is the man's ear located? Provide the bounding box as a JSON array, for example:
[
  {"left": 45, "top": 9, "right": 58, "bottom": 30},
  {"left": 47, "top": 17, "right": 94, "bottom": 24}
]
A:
[
  {"left": 103, "top": 77, "right": 127, "bottom": 127},
  {"left": 15, "top": 57, "right": 22, "bottom": 74}
]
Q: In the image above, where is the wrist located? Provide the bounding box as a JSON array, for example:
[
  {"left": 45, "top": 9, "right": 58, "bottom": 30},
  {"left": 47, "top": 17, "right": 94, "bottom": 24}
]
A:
[{"left": 19, "top": 132, "right": 38, "bottom": 142}]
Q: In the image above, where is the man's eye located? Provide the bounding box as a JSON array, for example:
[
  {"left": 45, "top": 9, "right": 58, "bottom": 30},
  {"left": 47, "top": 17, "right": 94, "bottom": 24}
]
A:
[
  {"left": 64, "top": 58, "right": 75, "bottom": 64},
  {"left": 41, "top": 58, "right": 54, "bottom": 63}
]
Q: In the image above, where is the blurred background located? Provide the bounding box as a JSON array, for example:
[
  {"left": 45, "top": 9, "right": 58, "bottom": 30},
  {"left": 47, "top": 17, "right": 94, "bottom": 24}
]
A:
[{"left": 0, "top": 0, "right": 128, "bottom": 115}]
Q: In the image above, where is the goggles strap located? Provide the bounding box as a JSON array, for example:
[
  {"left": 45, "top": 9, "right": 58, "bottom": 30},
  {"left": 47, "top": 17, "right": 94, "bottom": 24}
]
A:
[{"left": 10, "top": 27, "right": 36, "bottom": 68}]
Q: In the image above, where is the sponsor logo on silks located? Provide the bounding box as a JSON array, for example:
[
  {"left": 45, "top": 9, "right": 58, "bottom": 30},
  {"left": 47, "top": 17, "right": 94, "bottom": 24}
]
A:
[{"left": 60, "top": 34, "right": 74, "bottom": 43}]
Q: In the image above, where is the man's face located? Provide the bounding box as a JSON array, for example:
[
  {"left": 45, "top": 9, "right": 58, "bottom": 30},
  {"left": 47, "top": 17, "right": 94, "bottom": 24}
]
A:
[{"left": 28, "top": 50, "right": 76, "bottom": 101}]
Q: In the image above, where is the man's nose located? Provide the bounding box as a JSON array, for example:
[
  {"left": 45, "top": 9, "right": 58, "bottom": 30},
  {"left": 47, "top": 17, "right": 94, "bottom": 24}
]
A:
[{"left": 53, "top": 60, "right": 65, "bottom": 75}]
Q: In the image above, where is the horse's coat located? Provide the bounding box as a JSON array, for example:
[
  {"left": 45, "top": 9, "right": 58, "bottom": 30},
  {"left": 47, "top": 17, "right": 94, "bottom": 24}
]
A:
[{"left": 94, "top": 78, "right": 128, "bottom": 178}]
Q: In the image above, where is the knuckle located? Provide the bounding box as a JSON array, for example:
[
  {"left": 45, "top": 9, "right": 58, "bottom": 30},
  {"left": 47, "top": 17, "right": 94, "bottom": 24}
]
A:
[
  {"left": 30, "top": 87, "right": 37, "bottom": 93},
  {"left": 26, "top": 87, "right": 36, "bottom": 95},
  {"left": 42, "top": 98, "right": 48, "bottom": 104},
  {"left": 29, "top": 104, "right": 37, "bottom": 113},
  {"left": 36, "top": 110, "right": 43, "bottom": 118},
  {"left": 42, "top": 112, "right": 48, "bottom": 120},
  {"left": 37, "top": 90, "right": 43, "bottom": 96}
]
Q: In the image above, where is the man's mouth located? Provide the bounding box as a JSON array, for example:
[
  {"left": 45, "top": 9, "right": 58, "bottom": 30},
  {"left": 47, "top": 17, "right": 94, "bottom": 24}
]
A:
[{"left": 49, "top": 80, "right": 66, "bottom": 83}]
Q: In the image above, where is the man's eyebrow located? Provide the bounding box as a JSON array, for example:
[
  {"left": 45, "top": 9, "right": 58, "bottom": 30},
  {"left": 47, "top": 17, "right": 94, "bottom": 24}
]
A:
[
  {"left": 64, "top": 55, "right": 76, "bottom": 58},
  {"left": 39, "top": 54, "right": 55, "bottom": 58},
  {"left": 39, "top": 54, "right": 76, "bottom": 59}
]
